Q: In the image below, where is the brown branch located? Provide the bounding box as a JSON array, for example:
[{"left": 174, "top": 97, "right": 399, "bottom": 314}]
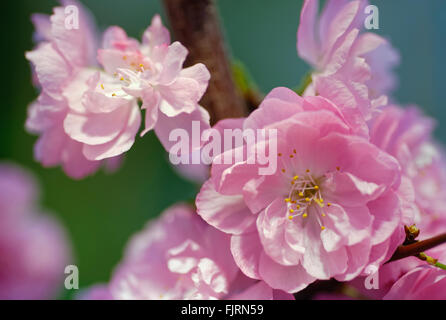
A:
[
  {"left": 387, "top": 233, "right": 446, "bottom": 263},
  {"left": 162, "top": 0, "right": 248, "bottom": 124}
]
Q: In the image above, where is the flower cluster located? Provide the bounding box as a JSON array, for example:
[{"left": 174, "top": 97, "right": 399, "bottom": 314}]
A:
[
  {"left": 26, "top": 0, "right": 210, "bottom": 179},
  {"left": 194, "top": 0, "right": 446, "bottom": 298},
  {"left": 16, "top": 0, "right": 446, "bottom": 300},
  {"left": 81, "top": 204, "right": 293, "bottom": 300}
]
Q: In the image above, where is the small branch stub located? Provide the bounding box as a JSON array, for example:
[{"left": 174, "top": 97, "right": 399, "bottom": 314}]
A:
[{"left": 388, "top": 231, "right": 446, "bottom": 263}]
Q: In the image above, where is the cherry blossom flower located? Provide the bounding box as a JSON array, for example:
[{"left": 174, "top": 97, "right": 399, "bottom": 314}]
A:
[
  {"left": 26, "top": 0, "right": 132, "bottom": 178},
  {"left": 384, "top": 261, "right": 446, "bottom": 299},
  {"left": 297, "top": 0, "right": 399, "bottom": 137},
  {"left": 26, "top": 2, "right": 209, "bottom": 179},
  {"left": 0, "top": 163, "right": 71, "bottom": 299},
  {"left": 97, "top": 15, "right": 211, "bottom": 151},
  {"left": 81, "top": 204, "right": 292, "bottom": 300},
  {"left": 197, "top": 87, "right": 407, "bottom": 293},
  {"left": 370, "top": 106, "right": 446, "bottom": 219}
]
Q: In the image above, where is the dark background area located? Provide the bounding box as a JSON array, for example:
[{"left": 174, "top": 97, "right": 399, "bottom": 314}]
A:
[{"left": 1, "top": 0, "right": 445, "bottom": 298}]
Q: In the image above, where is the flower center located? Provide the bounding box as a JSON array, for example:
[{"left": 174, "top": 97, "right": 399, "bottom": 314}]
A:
[{"left": 279, "top": 152, "right": 335, "bottom": 231}]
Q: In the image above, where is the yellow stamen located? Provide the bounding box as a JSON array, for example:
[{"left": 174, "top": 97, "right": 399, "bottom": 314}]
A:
[
  {"left": 305, "top": 197, "right": 311, "bottom": 202},
  {"left": 314, "top": 185, "right": 319, "bottom": 190},
  {"left": 321, "top": 226, "right": 325, "bottom": 230},
  {"left": 289, "top": 209, "right": 294, "bottom": 213},
  {"left": 284, "top": 198, "right": 291, "bottom": 202},
  {"left": 112, "top": 93, "right": 116, "bottom": 97},
  {"left": 315, "top": 199, "right": 324, "bottom": 208},
  {"left": 288, "top": 215, "right": 293, "bottom": 220},
  {"left": 302, "top": 213, "right": 308, "bottom": 218},
  {"left": 100, "top": 84, "right": 104, "bottom": 90},
  {"left": 293, "top": 175, "right": 299, "bottom": 180},
  {"left": 298, "top": 192, "right": 304, "bottom": 197}
]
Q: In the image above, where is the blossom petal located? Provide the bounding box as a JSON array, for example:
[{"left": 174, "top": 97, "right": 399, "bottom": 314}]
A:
[{"left": 196, "top": 180, "right": 256, "bottom": 235}]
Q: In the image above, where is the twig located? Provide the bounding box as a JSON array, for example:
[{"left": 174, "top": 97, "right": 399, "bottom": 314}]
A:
[
  {"left": 387, "top": 232, "right": 446, "bottom": 263},
  {"left": 162, "top": 0, "right": 248, "bottom": 124}
]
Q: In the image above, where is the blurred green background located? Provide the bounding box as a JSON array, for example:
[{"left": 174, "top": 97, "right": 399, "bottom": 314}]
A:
[{"left": 1, "top": 0, "right": 445, "bottom": 298}]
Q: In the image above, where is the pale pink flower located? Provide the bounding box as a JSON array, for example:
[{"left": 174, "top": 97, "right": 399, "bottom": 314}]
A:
[
  {"left": 370, "top": 106, "right": 446, "bottom": 219},
  {"left": 26, "top": 0, "right": 133, "bottom": 178},
  {"left": 62, "top": 69, "right": 141, "bottom": 162},
  {"left": 0, "top": 163, "right": 38, "bottom": 220},
  {"left": 384, "top": 262, "right": 446, "bottom": 300},
  {"left": 297, "top": 0, "right": 399, "bottom": 137},
  {"left": 82, "top": 204, "right": 292, "bottom": 300},
  {"left": 197, "top": 87, "right": 406, "bottom": 293},
  {"left": 97, "top": 15, "right": 211, "bottom": 151},
  {"left": 0, "top": 163, "right": 71, "bottom": 299}
]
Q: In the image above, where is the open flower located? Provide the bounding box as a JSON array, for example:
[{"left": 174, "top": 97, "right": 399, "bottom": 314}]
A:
[
  {"left": 81, "top": 204, "right": 292, "bottom": 300},
  {"left": 26, "top": 2, "right": 209, "bottom": 179},
  {"left": 197, "top": 87, "right": 407, "bottom": 292},
  {"left": 297, "top": 0, "right": 399, "bottom": 137},
  {"left": 97, "top": 15, "right": 211, "bottom": 151},
  {"left": 0, "top": 163, "right": 71, "bottom": 299},
  {"left": 62, "top": 69, "right": 141, "bottom": 162},
  {"left": 370, "top": 105, "right": 446, "bottom": 220},
  {"left": 26, "top": 0, "right": 131, "bottom": 178}
]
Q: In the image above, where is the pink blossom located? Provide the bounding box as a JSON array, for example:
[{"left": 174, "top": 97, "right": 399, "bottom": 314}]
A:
[
  {"left": 26, "top": 6, "right": 210, "bottom": 179},
  {"left": 82, "top": 204, "right": 292, "bottom": 300},
  {"left": 370, "top": 105, "right": 446, "bottom": 219},
  {"left": 0, "top": 163, "right": 38, "bottom": 220},
  {"left": 0, "top": 163, "right": 71, "bottom": 299},
  {"left": 297, "top": 0, "right": 399, "bottom": 137},
  {"left": 97, "top": 15, "right": 211, "bottom": 152},
  {"left": 196, "top": 87, "right": 406, "bottom": 293},
  {"left": 384, "top": 261, "right": 446, "bottom": 300},
  {"left": 26, "top": 0, "right": 132, "bottom": 178}
]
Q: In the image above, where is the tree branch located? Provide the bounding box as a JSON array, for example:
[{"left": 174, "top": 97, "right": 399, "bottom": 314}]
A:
[
  {"left": 162, "top": 0, "right": 248, "bottom": 124},
  {"left": 387, "top": 232, "right": 446, "bottom": 263}
]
